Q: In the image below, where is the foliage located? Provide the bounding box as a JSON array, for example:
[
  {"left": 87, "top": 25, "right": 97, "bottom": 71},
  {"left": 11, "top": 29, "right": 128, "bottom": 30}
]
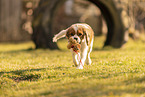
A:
[{"left": 0, "top": 36, "right": 145, "bottom": 97}]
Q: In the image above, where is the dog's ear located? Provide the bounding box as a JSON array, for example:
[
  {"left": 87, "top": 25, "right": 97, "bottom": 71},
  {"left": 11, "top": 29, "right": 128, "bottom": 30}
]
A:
[
  {"left": 53, "top": 29, "right": 67, "bottom": 42},
  {"left": 83, "top": 28, "right": 89, "bottom": 45}
]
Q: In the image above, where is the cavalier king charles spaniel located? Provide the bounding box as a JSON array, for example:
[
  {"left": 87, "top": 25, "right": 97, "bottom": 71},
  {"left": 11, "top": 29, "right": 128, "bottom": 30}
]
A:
[{"left": 53, "top": 23, "right": 94, "bottom": 69}]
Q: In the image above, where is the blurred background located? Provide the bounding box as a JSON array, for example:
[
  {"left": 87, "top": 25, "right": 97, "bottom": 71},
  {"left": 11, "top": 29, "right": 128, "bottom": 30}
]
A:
[{"left": 0, "top": 0, "right": 145, "bottom": 49}]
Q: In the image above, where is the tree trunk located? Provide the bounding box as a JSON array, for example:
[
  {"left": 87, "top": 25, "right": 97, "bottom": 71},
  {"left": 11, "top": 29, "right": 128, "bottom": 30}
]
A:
[
  {"left": 0, "top": 0, "right": 24, "bottom": 42},
  {"left": 32, "top": 0, "right": 65, "bottom": 49},
  {"left": 89, "top": 0, "right": 125, "bottom": 48}
]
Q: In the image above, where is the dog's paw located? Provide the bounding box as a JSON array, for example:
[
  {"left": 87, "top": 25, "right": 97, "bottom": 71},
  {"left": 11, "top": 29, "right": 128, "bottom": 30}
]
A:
[
  {"left": 53, "top": 36, "right": 57, "bottom": 42},
  {"left": 76, "top": 65, "right": 83, "bottom": 69}
]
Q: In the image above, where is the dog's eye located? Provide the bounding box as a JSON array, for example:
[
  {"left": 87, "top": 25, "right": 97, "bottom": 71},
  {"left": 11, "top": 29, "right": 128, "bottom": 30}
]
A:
[
  {"left": 71, "top": 33, "right": 74, "bottom": 36},
  {"left": 78, "top": 33, "right": 82, "bottom": 36}
]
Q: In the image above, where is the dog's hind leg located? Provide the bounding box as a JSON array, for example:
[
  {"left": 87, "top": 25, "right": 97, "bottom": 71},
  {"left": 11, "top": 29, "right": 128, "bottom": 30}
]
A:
[{"left": 86, "top": 39, "right": 93, "bottom": 65}]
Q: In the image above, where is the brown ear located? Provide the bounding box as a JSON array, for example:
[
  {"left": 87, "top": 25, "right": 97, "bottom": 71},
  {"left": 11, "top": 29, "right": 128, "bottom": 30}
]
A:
[
  {"left": 83, "top": 29, "right": 89, "bottom": 45},
  {"left": 66, "top": 29, "right": 69, "bottom": 39}
]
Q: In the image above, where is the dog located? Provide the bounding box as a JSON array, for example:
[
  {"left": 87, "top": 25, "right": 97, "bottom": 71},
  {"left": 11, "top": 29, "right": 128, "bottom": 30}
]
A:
[{"left": 53, "top": 23, "right": 94, "bottom": 69}]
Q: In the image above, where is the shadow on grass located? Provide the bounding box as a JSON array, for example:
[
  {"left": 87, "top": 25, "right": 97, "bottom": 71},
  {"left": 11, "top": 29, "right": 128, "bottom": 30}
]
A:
[
  {"left": 63, "top": 84, "right": 145, "bottom": 96},
  {"left": 39, "top": 70, "right": 145, "bottom": 96},
  {"left": 0, "top": 68, "right": 47, "bottom": 82},
  {"left": 93, "top": 46, "right": 119, "bottom": 52},
  {"left": 0, "top": 47, "right": 69, "bottom": 54},
  {"left": 0, "top": 66, "right": 70, "bottom": 82},
  {"left": 39, "top": 76, "right": 145, "bottom": 96},
  {"left": 0, "top": 66, "right": 144, "bottom": 96}
]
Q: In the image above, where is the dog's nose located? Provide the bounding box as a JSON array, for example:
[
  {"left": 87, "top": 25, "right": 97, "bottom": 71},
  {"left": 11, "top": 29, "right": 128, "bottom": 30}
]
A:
[{"left": 74, "top": 37, "right": 78, "bottom": 41}]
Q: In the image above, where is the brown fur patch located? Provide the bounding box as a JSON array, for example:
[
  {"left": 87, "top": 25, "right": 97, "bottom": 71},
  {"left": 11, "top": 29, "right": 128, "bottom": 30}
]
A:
[
  {"left": 77, "top": 27, "right": 84, "bottom": 40},
  {"left": 66, "top": 27, "right": 75, "bottom": 39},
  {"left": 66, "top": 23, "right": 94, "bottom": 46},
  {"left": 77, "top": 24, "right": 94, "bottom": 46}
]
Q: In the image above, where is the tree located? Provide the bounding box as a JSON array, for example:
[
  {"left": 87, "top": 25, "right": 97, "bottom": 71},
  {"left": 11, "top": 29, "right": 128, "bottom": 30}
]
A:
[
  {"left": 32, "top": 0, "right": 125, "bottom": 49},
  {"left": 32, "top": 0, "right": 64, "bottom": 49},
  {"left": 0, "top": 0, "right": 27, "bottom": 42},
  {"left": 90, "top": 0, "right": 125, "bottom": 47}
]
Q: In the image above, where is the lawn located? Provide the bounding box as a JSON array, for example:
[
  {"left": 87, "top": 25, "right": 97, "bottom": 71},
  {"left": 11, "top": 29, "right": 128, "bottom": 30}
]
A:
[{"left": 0, "top": 36, "right": 145, "bottom": 97}]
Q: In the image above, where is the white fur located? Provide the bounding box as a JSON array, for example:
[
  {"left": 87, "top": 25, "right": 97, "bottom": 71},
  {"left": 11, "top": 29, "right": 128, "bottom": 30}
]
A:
[
  {"left": 53, "top": 30, "right": 67, "bottom": 42},
  {"left": 53, "top": 23, "right": 94, "bottom": 69},
  {"left": 73, "top": 25, "right": 78, "bottom": 32},
  {"left": 76, "top": 36, "right": 93, "bottom": 69},
  {"left": 76, "top": 24, "right": 90, "bottom": 29},
  {"left": 71, "top": 34, "right": 81, "bottom": 43}
]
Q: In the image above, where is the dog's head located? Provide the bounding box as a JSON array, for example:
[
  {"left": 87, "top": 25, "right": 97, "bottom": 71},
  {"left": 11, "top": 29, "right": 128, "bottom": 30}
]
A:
[{"left": 66, "top": 26, "right": 88, "bottom": 44}]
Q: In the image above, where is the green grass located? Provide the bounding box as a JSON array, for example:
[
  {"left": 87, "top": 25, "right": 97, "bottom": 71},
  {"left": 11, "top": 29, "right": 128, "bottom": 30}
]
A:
[{"left": 0, "top": 36, "right": 145, "bottom": 97}]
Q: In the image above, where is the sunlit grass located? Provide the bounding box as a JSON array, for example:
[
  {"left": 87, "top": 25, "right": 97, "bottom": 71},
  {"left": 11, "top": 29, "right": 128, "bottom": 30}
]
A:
[
  {"left": 0, "top": 41, "right": 35, "bottom": 52},
  {"left": 0, "top": 36, "right": 145, "bottom": 97}
]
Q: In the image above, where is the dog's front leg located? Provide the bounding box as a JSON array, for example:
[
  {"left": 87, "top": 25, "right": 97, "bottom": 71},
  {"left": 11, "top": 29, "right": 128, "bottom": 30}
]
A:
[
  {"left": 72, "top": 50, "right": 79, "bottom": 67},
  {"left": 77, "top": 46, "right": 88, "bottom": 69}
]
